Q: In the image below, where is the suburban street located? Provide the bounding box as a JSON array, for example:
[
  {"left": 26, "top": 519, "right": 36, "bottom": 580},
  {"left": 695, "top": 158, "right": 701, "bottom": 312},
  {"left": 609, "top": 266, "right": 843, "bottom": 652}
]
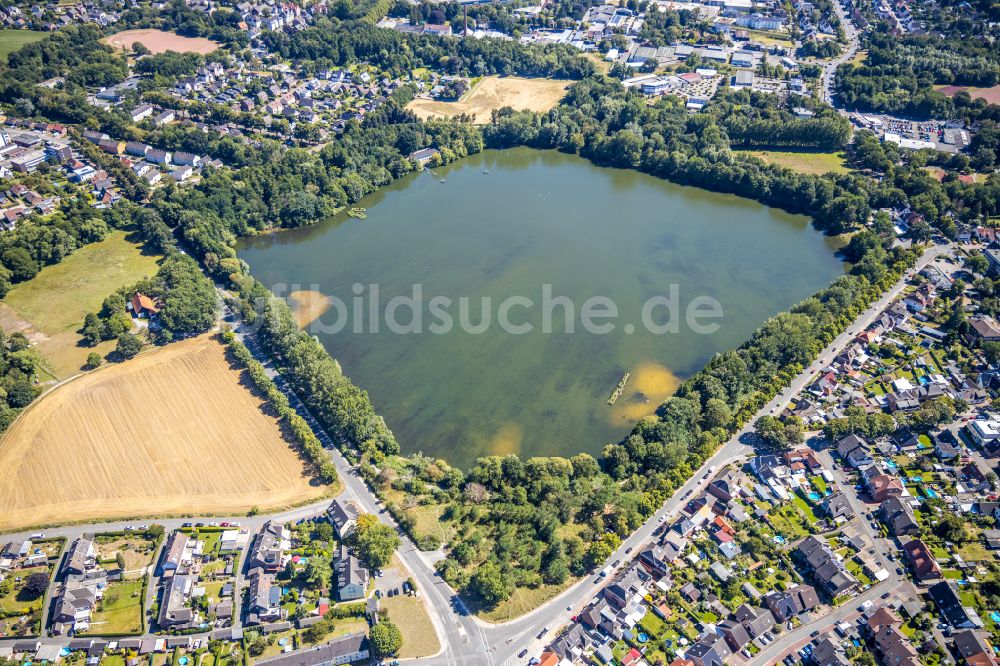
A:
[
  {"left": 0, "top": 244, "right": 949, "bottom": 666},
  {"left": 820, "top": 0, "right": 861, "bottom": 110},
  {"left": 473, "top": 243, "right": 951, "bottom": 665}
]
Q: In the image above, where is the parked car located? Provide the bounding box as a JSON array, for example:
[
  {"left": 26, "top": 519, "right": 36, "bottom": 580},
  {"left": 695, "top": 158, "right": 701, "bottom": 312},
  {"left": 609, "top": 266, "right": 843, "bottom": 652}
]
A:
[{"left": 517, "top": 649, "right": 528, "bottom": 659}]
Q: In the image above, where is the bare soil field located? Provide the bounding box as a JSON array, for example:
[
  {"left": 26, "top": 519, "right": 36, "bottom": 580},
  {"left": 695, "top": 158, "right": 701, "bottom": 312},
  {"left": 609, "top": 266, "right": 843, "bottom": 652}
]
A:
[
  {"left": 0, "top": 335, "right": 329, "bottom": 531},
  {"left": 102, "top": 29, "right": 220, "bottom": 54},
  {"left": 407, "top": 76, "right": 571, "bottom": 123},
  {"left": 936, "top": 84, "right": 1000, "bottom": 104}
]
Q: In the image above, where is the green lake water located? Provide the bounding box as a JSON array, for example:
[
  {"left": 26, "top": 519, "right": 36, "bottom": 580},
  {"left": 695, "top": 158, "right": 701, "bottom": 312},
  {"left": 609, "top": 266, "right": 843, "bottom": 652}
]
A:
[{"left": 238, "top": 148, "right": 843, "bottom": 468}]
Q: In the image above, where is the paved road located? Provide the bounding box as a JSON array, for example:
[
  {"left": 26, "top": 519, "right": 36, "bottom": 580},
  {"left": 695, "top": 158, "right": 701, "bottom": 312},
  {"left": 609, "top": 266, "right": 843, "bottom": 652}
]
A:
[
  {"left": 0, "top": 245, "right": 948, "bottom": 662},
  {"left": 820, "top": 1, "right": 861, "bottom": 110},
  {"left": 479, "top": 244, "right": 951, "bottom": 664}
]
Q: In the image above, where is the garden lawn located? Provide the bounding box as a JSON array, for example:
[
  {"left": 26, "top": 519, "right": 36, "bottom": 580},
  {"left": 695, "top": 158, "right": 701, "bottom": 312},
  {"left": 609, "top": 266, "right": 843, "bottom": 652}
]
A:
[
  {"left": 639, "top": 611, "right": 666, "bottom": 636},
  {"left": 957, "top": 542, "right": 992, "bottom": 562},
  {"left": 792, "top": 493, "right": 819, "bottom": 523},
  {"left": 0, "top": 565, "right": 49, "bottom": 615},
  {"left": 767, "top": 504, "right": 809, "bottom": 540},
  {"left": 82, "top": 579, "right": 144, "bottom": 635}
]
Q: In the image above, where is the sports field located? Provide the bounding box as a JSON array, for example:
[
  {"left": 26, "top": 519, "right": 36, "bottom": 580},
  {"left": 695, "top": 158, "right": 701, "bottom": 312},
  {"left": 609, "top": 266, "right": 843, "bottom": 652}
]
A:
[
  {"left": 0, "top": 231, "right": 160, "bottom": 379},
  {"left": 0, "top": 334, "right": 330, "bottom": 531},
  {"left": 102, "top": 29, "right": 219, "bottom": 54},
  {"left": 407, "top": 76, "right": 571, "bottom": 123},
  {"left": 0, "top": 30, "right": 46, "bottom": 58}
]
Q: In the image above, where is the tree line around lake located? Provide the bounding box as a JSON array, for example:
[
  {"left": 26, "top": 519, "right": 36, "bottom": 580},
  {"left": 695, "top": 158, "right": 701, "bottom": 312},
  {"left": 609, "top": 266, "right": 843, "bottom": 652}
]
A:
[{"left": 1, "top": 19, "right": 999, "bottom": 608}]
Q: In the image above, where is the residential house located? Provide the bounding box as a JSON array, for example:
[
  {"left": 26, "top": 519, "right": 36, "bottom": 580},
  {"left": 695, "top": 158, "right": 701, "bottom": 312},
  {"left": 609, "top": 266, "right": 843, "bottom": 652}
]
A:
[
  {"left": 408, "top": 147, "right": 439, "bottom": 167},
  {"left": 253, "top": 632, "right": 369, "bottom": 666},
  {"left": 130, "top": 104, "right": 154, "bottom": 122},
  {"left": 880, "top": 497, "right": 919, "bottom": 537},
  {"left": 125, "top": 141, "right": 150, "bottom": 158},
  {"left": 146, "top": 149, "right": 171, "bottom": 165},
  {"left": 960, "top": 462, "right": 991, "bottom": 492},
  {"left": 158, "top": 574, "right": 197, "bottom": 629},
  {"left": 327, "top": 499, "right": 360, "bottom": 538},
  {"left": 247, "top": 569, "right": 281, "bottom": 624},
  {"left": 836, "top": 434, "right": 874, "bottom": 468},
  {"left": 811, "top": 635, "right": 851, "bottom": 665},
  {"left": 334, "top": 546, "right": 367, "bottom": 602},
  {"left": 173, "top": 151, "right": 201, "bottom": 167},
  {"left": 130, "top": 292, "right": 160, "bottom": 319},
  {"left": 62, "top": 538, "right": 95, "bottom": 577},
  {"left": 718, "top": 619, "right": 752, "bottom": 653},
  {"left": 249, "top": 521, "right": 288, "bottom": 573},
  {"left": 172, "top": 165, "right": 193, "bottom": 182},
  {"left": 98, "top": 139, "right": 124, "bottom": 155},
  {"left": 869, "top": 474, "right": 905, "bottom": 503},
  {"left": 686, "top": 632, "right": 731, "bottom": 666},
  {"left": 822, "top": 492, "right": 851, "bottom": 520},
  {"left": 953, "top": 630, "right": 997, "bottom": 666},
  {"left": 902, "top": 539, "right": 942, "bottom": 582},
  {"left": 53, "top": 585, "right": 99, "bottom": 635},
  {"left": 735, "top": 604, "right": 776, "bottom": 638},
  {"left": 159, "top": 532, "right": 189, "bottom": 574},
  {"left": 154, "top": 110, "right": 176, "bottom": 126},
  {"left": 929, "top": 581, "right": 984, "bottom": 629},
  {"left": 764, "top": 584, "right": 819, "bottom": 621},
  {"left": 795, "top": 536, "right": 859, "bottom": 598},
  {"left": 867, "top": 607, "right": 920, "bottom": 666}
]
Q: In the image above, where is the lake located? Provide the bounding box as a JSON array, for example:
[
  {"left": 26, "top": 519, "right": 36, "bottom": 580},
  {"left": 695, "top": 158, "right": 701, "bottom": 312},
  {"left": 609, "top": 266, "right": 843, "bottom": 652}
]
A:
[{"left": 239, "top": 148, "right": 843, "bottom": 468}]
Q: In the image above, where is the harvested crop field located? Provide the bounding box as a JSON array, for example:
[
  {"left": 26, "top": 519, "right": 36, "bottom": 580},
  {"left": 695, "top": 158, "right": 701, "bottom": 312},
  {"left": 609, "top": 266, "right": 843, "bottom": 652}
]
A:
[
  {"left": 936, "top": 84, "right": 1000, "bottom": 104},
  {"left": 102, "top": 29, "right": 220, "bottom": 54},
  {"left": 407, "top": 76, "right": 571, "bottom": 123},
  {"left": 0, "top": 334, "right": 329, "bottom": 531}
]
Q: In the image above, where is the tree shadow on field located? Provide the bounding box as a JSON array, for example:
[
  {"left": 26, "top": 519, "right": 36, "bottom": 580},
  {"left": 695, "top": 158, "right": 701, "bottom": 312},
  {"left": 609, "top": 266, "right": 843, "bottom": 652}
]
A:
[{"left": 222, "top": 343, "right": 327, "bottom": 486}]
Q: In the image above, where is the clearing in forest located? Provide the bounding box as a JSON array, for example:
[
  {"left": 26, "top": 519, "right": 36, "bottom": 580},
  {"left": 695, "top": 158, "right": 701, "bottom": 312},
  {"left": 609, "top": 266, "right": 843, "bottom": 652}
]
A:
[
  {"left": 407, "top": 76, "right": 571, "bottom": 123},
  {"left": 102, "top": 29, "right": 220, "bottom": 54}
]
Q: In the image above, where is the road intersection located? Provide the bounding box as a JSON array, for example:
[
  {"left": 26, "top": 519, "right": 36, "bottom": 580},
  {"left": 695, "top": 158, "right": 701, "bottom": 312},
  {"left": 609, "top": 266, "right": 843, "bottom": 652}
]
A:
[{"left": 0, "top": 245, "right": 947, "bottom": 666}]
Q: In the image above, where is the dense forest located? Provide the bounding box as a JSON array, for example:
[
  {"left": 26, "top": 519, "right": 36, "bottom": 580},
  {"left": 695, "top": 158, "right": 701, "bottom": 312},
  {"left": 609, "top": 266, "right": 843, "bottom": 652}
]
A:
[
  {"left": 261, "top": 17, "right": 596, "bottom": 79},
  {"left": 2, "top": 16, "right": 1000, "bottom": 607},
  {"left": 0, "top": 328, "right": 40, "bottom": 434},
  {"left": 835, "top": 33, "right": 1000, "bottom": 124}
]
